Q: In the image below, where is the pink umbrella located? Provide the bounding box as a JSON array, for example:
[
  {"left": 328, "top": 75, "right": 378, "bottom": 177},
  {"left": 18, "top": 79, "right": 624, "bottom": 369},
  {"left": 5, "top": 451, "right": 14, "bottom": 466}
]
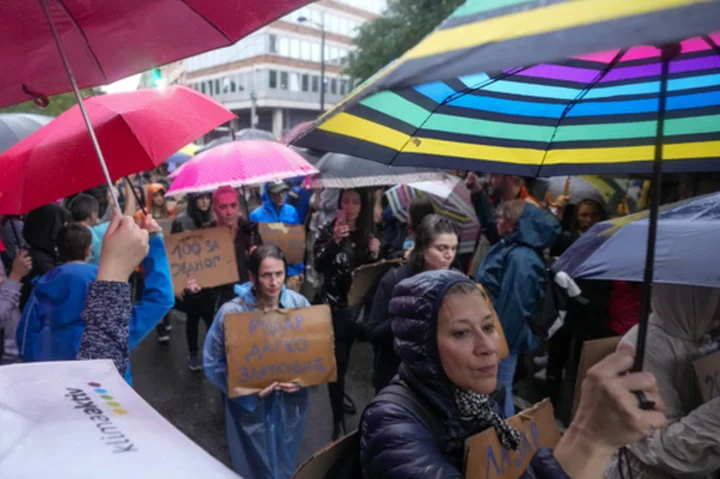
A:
[{"left": 166, "top": 140, "right": 319, "bottom": 197}]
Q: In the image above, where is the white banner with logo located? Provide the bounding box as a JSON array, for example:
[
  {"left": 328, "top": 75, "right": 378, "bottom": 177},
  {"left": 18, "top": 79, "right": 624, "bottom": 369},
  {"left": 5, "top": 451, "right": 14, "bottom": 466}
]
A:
[{"left": 0, "top": 360, "right": 240, "bottom": 478}]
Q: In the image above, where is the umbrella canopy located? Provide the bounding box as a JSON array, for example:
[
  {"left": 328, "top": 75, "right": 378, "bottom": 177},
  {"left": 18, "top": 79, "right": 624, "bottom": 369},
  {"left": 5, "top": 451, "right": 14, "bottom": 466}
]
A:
[
  {"left": 311, "top": 152, "right": 446, "bottom": 189},
  {"left": 0, "top": 113, "right": 54, "bottom": 153},
  {"left": 165, "top": 151, "right": 193, "bottom": 173},
  {"left": 553, "top": 191, "right": 720, "bottom": 287},
  {"left": 166, "top": 140, "right": 318, "bottom": 197},
  {"left": 385, "top": 177, "right": 480, "bottom": 255},
  {"left": 0, "top": 0, "right": 311, "bottom": 108},
  {"left": 179, "top": 144, "right": 200, "bottom": 156},
  {"left": 283, "top": 120, "right": 315, "bottom": 144},
  {"left": 0, "top": 86, "right": 234, "bottom": 213},
  {"left": 294, "top": 2, "right": 720, "bottom": 176}
]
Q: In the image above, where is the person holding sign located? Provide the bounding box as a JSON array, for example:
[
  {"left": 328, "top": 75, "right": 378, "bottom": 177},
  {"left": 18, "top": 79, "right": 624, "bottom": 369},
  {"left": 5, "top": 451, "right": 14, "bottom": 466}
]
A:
[
  {"left": 604, "top": 284, "right": 720, "bottom": 479},
  {"left": 368, "top": 215, "right": 460, "bottom": 393},
  {"left": 314, "top": 188, "right": 379, "bottom": 440},
  {"left": 250, "top": 181, "right": 305, "bottom": 292},
  {"left": 203, "top": 245, "right": 311, "bottom": 479},
  {"left": 361, "top": 269, "right": 667, "bottom": 479}
]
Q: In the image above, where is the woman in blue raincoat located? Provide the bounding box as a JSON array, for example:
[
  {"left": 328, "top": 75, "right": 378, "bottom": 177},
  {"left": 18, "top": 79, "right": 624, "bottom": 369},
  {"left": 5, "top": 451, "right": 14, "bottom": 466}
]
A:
[{"left": 203, "top": 244, "right": 311, "bottom": 479}]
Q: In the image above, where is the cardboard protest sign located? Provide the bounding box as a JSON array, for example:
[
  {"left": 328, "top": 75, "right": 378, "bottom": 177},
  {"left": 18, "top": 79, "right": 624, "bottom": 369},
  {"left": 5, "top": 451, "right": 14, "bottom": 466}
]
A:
[
  {"left": 694, "top": 349, "right": 720, "bottom": 403},
  {"left": 156, "top": 218, "right": 174, "bottom": 237},
  {"left": 224, "top": 305, "right": 337, "bottom": 398},
  {"left": 465, "top": 399, "right": 560, "bottom": 479},
  {"left": 291, "top": 429, "right": 356, "bottom": 478},
  {"left": 258, "top": 223, "right": 306, "bottom": 264},
  {"left": 572, "top": 336, "right": 621, "bottom": 418},
  {"left": 476, "top": 284, "right": 509, "bottom": 360},
  {"left": 0, "top": 360, "right": 238, "bottom": 479},
  {"left": 347, "top": 259, "right": 404, "bottom": 307},
  {"left": 164, "top": 226, "right": 238, "bottom": 295}
]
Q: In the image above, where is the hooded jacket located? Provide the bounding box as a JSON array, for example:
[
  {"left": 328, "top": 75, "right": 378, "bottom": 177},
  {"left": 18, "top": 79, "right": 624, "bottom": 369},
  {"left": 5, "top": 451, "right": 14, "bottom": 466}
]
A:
[
  {"left": 171, "top": 194, "right": 214, "bottom": 233},
  {"left": 20, "top": 204, "right": 70, "bottom": 309},
  {"left": 16, "top": 234, "right": 174, "bottom": 384},
  {"left": 204, "top": 282, "right": 311, "bottom": 479},
  {"left": 476, "top": 204, "right": 561, "bottom": 354},
  {"left": 604, "top": 284, "right": 720, "bottom": 479},
  {"left": 134, "top": 183, "right": 175, "bottom": 223},
  {"left": 249, "top": 197, "right": 304, "bottom": 277},
  {"left": 360, "top": 270, "right": 569, "bottom": 478}
]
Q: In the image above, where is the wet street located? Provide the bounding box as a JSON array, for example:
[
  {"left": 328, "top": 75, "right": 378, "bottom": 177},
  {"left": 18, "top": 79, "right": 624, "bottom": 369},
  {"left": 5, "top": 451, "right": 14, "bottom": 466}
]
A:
[{"left": 130, "top": 311, "right": 376, "bottom": 467}]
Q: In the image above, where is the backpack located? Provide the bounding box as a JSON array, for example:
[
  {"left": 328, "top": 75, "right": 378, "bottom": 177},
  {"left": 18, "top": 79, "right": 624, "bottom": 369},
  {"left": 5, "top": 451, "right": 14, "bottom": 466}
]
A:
[{"left": 292, "top": 383, "right": 445, "bottom": 479}]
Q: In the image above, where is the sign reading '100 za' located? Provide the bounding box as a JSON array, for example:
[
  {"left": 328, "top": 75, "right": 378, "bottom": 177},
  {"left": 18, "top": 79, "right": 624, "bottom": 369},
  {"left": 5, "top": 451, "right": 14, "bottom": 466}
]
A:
[{"left": 163, "top": 226, "right": 239, "bottom": 295}]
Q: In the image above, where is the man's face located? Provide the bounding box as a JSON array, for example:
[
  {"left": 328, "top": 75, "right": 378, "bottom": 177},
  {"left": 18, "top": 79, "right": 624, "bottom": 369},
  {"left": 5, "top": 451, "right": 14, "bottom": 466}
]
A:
[
  {"left": 269, "top": 191, "right": 285, "bottom": 209},
  {"left": 214, "top": 191, "right": 240, "bottom": 226}
]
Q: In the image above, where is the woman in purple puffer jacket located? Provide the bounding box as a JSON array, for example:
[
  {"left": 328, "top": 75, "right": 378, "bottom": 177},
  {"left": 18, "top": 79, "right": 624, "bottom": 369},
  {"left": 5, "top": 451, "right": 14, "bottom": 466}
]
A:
[{"left": 359, "top": 270, "right": 667, "bottom": 479}]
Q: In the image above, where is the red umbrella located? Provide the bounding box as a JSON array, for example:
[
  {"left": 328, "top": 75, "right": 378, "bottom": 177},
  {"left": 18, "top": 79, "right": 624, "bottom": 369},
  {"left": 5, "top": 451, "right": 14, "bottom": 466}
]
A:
[
  {"left": 0, "top": 0, "right": 312, "bottom": 108},
  {"left": 0, "top": 86, "right": 235, "bottom": 214}
]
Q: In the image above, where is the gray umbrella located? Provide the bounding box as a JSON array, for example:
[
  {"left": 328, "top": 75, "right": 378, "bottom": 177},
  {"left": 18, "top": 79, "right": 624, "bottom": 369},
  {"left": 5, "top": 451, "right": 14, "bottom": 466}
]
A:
[
  {"left": 197, "top": 128, "right": 278, "bottom": 154},
  {"left": 0, "top": 113, "right": 54, "bottom": 153},
  {"left": 311, "top": 152, "right": 446, "bottom": 188}
]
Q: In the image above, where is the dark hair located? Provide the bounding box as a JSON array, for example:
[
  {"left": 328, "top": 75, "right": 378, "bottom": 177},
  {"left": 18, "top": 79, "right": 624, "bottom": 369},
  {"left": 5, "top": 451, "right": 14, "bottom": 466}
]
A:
[
  {"left": 337, "top": 188, "right": 373, "bottom": 241},
  {"left": 576, "top": 198, "right": 608, "bottom": 221},
  {"left": 408, "top": 198, "right": 435, "bottom": 229},
  {"left": 56, "top": 224, "right": 92, "bottom": 263},
  {"left": 84, "top": 185, "right": 109, "bottom": 218},
  {"left": 248, "top": 244, "right": 287, "bottom": 278},
  {"left": 410, "top": 214, "right": 461, "bottom": 272},
  {"left": 68, "top": 194, "right": 100, "bottom": 222}
]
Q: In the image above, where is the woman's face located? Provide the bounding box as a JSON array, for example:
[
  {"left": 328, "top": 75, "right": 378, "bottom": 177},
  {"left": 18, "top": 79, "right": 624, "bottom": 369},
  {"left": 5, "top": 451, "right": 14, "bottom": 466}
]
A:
[
  {"left": 252, "top": 257, "right": 285, "bottom": 300},
  {"left": 341, "top": 190, "right": 362, "bottom": 223},
  {"left": 195, "top": 195, "right": 211, "bottom": 212},
  {"left": 437, "top": 292, "right": 499, "bottom": 394},
  {"left": 496, "top": 216, "right": 514, "bottom": 237},
  {"left": 576, "top": 202, "right": 601, "bottom": 233},
  {"left": 152, "top": 191, "right": 166, "bottom": 207},
  {"left": 423, "top": 233, "right": 458, "bottom": 271}
]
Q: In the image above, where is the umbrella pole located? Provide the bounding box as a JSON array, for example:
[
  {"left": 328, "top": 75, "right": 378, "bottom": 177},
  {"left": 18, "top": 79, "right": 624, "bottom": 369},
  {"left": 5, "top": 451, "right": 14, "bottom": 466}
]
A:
[
  {"left": 40, "top": 0, "right": 120, "bottom": 211},
  {"left": 633, "top": 44, "right": 680, "bottom": 380},
  {"left": 126, "top": 176, "right": 147, "bottom": 216}
]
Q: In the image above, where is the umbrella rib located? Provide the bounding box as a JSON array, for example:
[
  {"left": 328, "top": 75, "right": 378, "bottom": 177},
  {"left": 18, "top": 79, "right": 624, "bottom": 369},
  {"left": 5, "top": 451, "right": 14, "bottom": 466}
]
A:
[
  {"left": 178, "top": 0, "right": 233, "bottom": 42},
  {"left": 535, "top": 49, "right": 626, "bottom": 177},
  {"left": 55, "top": 0, "right": 109, "bottom": 83}
]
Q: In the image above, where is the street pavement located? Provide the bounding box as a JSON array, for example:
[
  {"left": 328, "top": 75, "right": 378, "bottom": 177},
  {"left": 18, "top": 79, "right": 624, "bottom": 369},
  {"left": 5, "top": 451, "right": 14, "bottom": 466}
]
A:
[{"left": 131, "top": 312, "right": 376, "bottom": 467}]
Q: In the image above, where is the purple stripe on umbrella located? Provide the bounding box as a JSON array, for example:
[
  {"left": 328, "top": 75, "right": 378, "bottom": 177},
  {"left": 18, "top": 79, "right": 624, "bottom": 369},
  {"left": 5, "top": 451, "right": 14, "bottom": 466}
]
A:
[
  {"left": 513, "top": 64, "right": 601, "bottom": 83},
  {"left": 601, "top": 56, "right": 720, "bottom": 82}
]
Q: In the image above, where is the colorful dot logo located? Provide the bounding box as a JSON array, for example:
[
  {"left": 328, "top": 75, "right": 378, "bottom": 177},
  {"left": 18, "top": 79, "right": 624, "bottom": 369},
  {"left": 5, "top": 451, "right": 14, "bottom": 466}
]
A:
[{"left": 88, "top": 382, "right": 128, "bottom": 415}]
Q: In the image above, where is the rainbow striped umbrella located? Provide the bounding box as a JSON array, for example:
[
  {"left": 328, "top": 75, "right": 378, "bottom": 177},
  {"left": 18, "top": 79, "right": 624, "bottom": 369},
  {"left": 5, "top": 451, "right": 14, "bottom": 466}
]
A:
[{"left": 294, "top": 2, "right": 720, "bottom": 176}]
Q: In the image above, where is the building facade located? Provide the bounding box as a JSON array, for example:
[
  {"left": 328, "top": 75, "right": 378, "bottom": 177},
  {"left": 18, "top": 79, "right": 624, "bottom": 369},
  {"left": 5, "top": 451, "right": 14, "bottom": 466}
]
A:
[{"left": 179, "top": 0, "right": 385, "bottom": 138}]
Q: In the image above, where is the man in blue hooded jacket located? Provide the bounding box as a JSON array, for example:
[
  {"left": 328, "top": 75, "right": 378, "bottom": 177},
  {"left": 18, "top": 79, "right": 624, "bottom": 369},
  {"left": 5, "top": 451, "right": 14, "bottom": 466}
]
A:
[
  {"left": 17, "top": 213, "right": 174, "bottom": 384},
  {"left": 476, "top": 199, "right": 561, "bottom": 417},
  {"left": 250, "top": 180, "right": 305, "bottom": 291}
]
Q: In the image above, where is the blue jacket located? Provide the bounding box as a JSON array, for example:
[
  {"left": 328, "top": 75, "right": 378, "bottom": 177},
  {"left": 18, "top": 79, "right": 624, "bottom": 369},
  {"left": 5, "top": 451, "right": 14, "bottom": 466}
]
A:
[
  {"left": 204, "top": 282, "right": 311, "bottom": 479},
  {"left": 249, "top": 199, "right": 305, "bottom": 277},
  {"left": 360, "top": 270, "right": 569, "bottom": 479},
  {"left": 476, "top": 204, "right": 561, "bottom": 354},
  {"left": 17, "top": 235, "right": 175, "bottom": 383}
]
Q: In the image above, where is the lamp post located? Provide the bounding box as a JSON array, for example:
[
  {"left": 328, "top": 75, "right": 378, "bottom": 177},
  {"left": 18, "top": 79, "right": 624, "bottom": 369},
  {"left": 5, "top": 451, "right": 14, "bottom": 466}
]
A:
[{"left": 298, "top": 13, "right": 325, "bottom": 113}]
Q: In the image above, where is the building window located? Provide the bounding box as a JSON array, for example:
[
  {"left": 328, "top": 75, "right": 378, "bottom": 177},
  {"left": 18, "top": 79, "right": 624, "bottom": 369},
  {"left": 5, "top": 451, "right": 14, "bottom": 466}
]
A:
[
  {"left": 215, "top": 79, "right": 220, "bottom": 95},
  {"left": 279, "top": 36, "right": 290, "bottom": 56},
  {"left": 208, "top": 81, "right": 213, "bottom": 95},
  {"left": 269, "top": 70, "right": 278, "bottom": 88},
  {"left": 312, "top": 75, "right": 319, "bottom": 92},
  {"left": 311, "top": 43, "right": 320, "bottom": 62},
  {"left": 301, "top": 41, "right": 311, "bottom": 61},
  {"left": 269, "top": 34, "right": 278, "bottom": 53},
  {"left": 331, "top": 78, "right": 338, "bottom": 94},
  {"left": 290, "top": 39, "right": 300, "bottom": 59},
  {"left": 340, "top": 80, "right": 348, "bottom": 95},
  {"left": 200, "top": 82, "right": 206, "bottom": 94},
  {"left": 280, "top": 71, "right": 289, "bottom": 90},
  {"left": 302, "top": 74, "right": 309, "bottom": 92}
]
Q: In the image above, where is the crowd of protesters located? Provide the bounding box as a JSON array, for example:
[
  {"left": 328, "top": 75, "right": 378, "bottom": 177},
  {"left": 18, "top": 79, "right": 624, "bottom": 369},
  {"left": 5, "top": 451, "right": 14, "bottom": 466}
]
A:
[{"left": 1, "top": 167, "right": 720, "bottom": 479}]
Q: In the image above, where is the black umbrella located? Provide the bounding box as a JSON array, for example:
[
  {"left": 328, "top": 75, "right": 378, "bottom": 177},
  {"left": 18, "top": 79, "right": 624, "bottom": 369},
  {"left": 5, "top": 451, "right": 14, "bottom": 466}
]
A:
[
  {"left": 311, "top": 152, "right": 446, "bottom": 188},
  {"left": 0, "top": 113, "right": 53, "bottom": 153}
]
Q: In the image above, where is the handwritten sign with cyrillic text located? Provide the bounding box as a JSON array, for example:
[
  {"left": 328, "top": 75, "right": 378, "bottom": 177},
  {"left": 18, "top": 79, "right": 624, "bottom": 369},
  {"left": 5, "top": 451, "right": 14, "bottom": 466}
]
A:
[
  {"left": 694, "top": 349, "right": 720, "bottom": 403},
  {"left": 224, "top": 305, "right": 337, "bottom": 398},
  {"left": 164, "top": 226, "right": 238, "bottom": 295},
  {"left": 258, "top": 223, "right": 306, "bottom": 265},
  {"left": 465, "top": 399, "right": 560, "bottom": 479}
]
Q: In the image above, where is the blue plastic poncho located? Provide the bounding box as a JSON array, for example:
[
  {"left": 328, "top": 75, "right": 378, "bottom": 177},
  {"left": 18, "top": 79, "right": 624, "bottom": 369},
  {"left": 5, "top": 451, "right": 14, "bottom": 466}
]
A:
[{"left": 204, "top": 282, "right": 311, "bottom": 479}]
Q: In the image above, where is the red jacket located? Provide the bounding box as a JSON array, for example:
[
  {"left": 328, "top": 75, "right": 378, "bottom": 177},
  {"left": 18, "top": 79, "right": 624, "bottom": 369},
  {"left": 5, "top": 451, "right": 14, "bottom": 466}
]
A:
[{"left": 608, "top": 281, "right": 642, "bottom": 335}]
